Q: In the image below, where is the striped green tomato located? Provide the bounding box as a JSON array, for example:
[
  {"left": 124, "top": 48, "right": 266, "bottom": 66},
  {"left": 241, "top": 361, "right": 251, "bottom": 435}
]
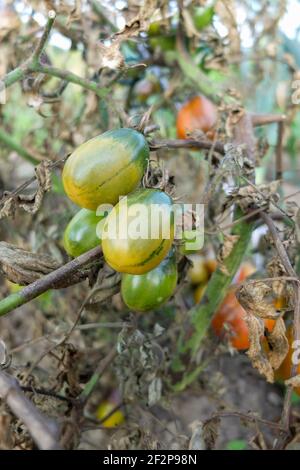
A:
[
  {"left": 62, "top": 128, "right": 149, "bottom": 210},
  {"left": 63, "top": 208, "right": 105, "bottom": 258},
  {"left": 102, "top": 188, "right": 174, "bottom": 274},
  {"left": 121, "top": 250, "right": 178, "bottom": 311}
]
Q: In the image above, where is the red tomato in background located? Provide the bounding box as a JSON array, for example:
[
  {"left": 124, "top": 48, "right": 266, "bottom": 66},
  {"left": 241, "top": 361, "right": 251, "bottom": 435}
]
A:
[{"left": 176, "top": 95, "right": 218, "bottom": 140}]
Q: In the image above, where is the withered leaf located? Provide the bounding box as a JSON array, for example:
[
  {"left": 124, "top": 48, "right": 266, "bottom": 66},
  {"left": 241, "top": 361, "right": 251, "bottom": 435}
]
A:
[
  {"left": 18, "top": 160, "right": 52, "bottom": 214},
  {"left": 0, "top": 242, "right": 60, "bottom": 286},
  {"left": 228, "top": 181, "right": 280, "bottom": 212},
  {"left": 202, "top": 417, "right": 220, "bottom": 450},
  {"left": 237, "top": 280, "right": 288, "bottom": 382},
  {"left": 0, "top": 160, "right": 52, "bottom": 220},
  {"left": 245, "top": 314, "right": 274, "bottom": 383},
  {"left": 267, "top": 318, "right": 288, "bottom": 370},
  {"left": 217, "top": 234, "right": 240, "bottom": 274}
]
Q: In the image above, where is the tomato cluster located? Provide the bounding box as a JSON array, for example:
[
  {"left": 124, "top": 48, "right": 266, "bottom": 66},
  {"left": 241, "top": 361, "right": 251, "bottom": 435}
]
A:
[{"left": 62, "top": 128, "right": 177, "bottom": 311}]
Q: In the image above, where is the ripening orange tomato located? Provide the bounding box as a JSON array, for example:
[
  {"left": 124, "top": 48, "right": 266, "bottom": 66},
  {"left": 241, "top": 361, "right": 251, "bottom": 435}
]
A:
[
  {"left": 176, "top": 95, "right": 217, "bottom": 140},
  {"left": 275, "top": 326, "right": 300, "bottom": 395}
]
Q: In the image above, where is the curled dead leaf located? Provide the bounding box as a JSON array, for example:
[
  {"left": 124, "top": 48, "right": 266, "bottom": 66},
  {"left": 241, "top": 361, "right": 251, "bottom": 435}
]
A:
[
  {"left": 228, "top": 181, "right": 280, "bottom": 212},
  {"left": 217, "top": 234, "right": 240, "bottom": 275},
  {"left": 0, "top": 242, "right": 61, "bottom": 286},
  {"left": 0, "top": 160, "right": 52, "bottom": 220},
  {"left": 18, "top": 160, "right": 52, "bottom": 214},
  {"left": 236, "top": 281, "right": 288, "bottom": 382}
]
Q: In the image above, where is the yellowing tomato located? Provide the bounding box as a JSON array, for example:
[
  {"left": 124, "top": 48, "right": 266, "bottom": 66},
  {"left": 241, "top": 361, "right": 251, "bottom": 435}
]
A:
[
  {"left": 96, "top": 401, "right": 125, "bottom": 428},
  {"left": 188, "top": 254, "right": 209, "bottom": 285},
  {"left": 62, "top": 128, "right": 149, "bottom": 210},
  {"left": 102, "top": 189, "right": 174, "bottom": 274}
]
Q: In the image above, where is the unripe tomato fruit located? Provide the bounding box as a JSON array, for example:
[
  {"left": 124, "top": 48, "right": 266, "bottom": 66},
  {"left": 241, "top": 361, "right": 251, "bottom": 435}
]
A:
[
  {"left": 63, "top": 208, "right": 106, "bottom": 258},
  {"left": 176, "top": 95, "right": 217, "bottom": 140},
  {"left": 275, "top": 326, "right": 300, "bottom": 395},
  {"left": 62, "top": 128, "right": 149, "bottom": 210},
  {"left": 96, "top": 400, "right": 125, "bottom": 428},
  {"left": 102, "top": 189, "right": 174, "bottom": 274},
  {"left": 121, "top": 251, "right": 178, "bottom": 311},
  {"left": 194, "top": 283, "right": 207, "bottom": 304},
  {"left": 188, "top": 254, "right": 209, "bottom": 285}
]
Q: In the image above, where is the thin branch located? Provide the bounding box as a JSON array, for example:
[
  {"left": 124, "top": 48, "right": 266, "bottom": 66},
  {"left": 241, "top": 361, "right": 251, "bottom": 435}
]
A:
[
  {"left": 78, "top": 348, "right": 118, "bottom": 404},
  {"left": 31, "top": 11, "right": 56, "bottom": 65},
  {"left": 251, "top": 113, "right": 286, "bottom": 127},
  {"left": 0, "top": 370, "right": 62, "bottom": 449},
  {"left": 150, "top": 138, "right": 225, "bottom": 155},
  {"left": 204, "top": 410, "right": 286, "bottom": 432},
  {"left": 30, "top": 64, "right": 109, "bottom": 98},
  {"left": 276, "top": 121, "right": 284, "bottom": 180}
]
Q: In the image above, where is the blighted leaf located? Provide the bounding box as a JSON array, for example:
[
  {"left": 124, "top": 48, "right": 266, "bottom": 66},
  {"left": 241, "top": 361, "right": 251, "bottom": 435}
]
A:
[
  {"left": 244, "top": 313, "right": 274, "bottom": 382},
  {"left": 267, "top": 318, "right": 288, "bottom": 370},
  {"left": 217, "top": 234, "right": 240, "bottom": 275},
  {"left": 202, "top": 417, "right": 220, "bottom": 450},
  {"left": 0, "top": 196, "right": 16, "bottom": 220},
  {"left": 236, "top": 282, "right": 278, "bottom": 321},
  {"left": 228, "top": 181, "right": 280, "bottom": 212},
  {"left": 18, "top": 160, "right": 52, "bottom": 214},
  {"left": 0, "top": 242, "right": 61, "bottom": 286},
  {"left": 236, "top": 281, "right": 288, "bottom": 382},
  {"left": 98, "top": 40, "right": 125, "bottom": 70}
]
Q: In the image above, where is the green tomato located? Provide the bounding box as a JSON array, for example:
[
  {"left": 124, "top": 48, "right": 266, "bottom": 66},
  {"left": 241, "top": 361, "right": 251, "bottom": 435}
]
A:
[
  {"left": 121, "top": 251, "right": 178, "bottom": 311},
  {"left": 62, "top": 128, "right": 149, "bottom": 210},
  {"left": 63, "top": 208, "right": 106, "bottom": 258},
  {"left": 102, "top": 188, "right": 174, "bottom": 274}
]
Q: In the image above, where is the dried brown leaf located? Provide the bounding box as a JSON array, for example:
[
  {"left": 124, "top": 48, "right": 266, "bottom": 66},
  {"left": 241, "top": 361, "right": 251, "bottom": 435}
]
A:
[
  {"left": 0, "top": 242, "right": 60, "bottom": 286},
  {"left": 217, "top": 234, "right": 240, "bottom": 274},
  {"left": 18, "top": 160, "right": 52, "bottom": 214},
  {"left": 267, "top": 318, "right": 288, "bottom": 370},
  {"left": 228, "top": 181, "right": 280, "bottom": 212}
]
